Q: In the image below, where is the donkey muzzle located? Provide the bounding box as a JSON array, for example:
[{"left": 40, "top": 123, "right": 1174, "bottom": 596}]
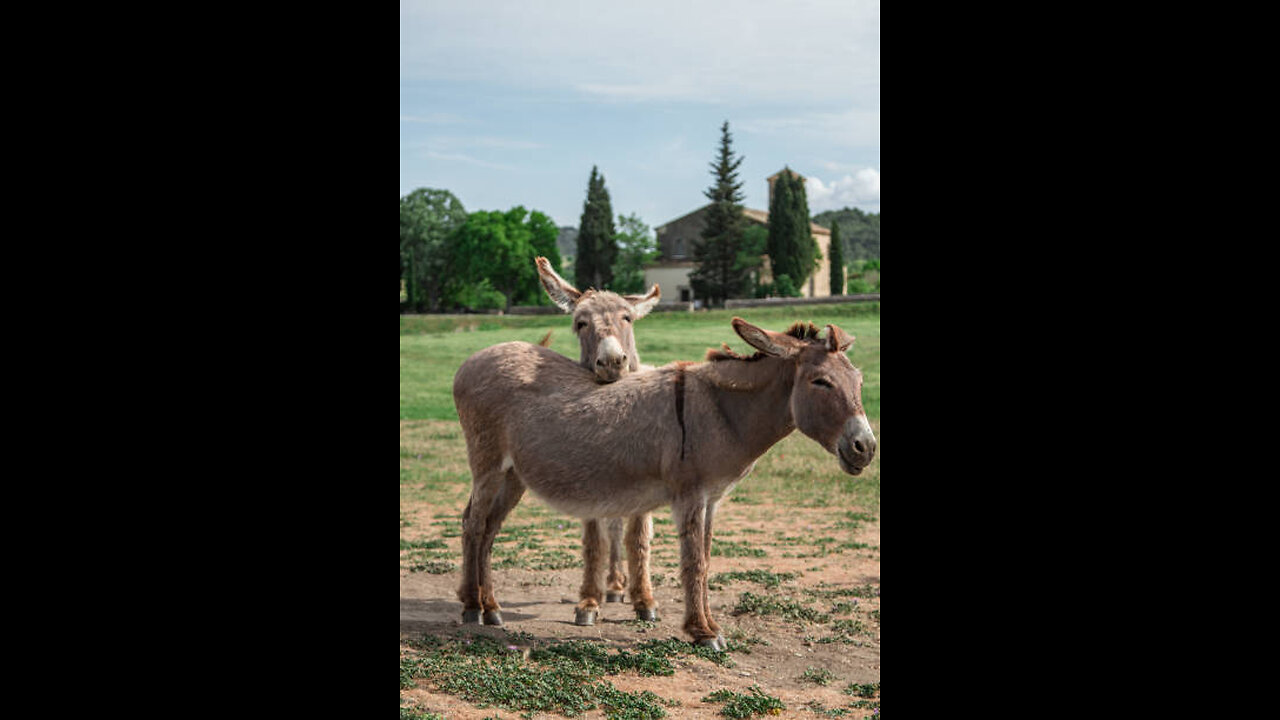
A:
[
  {"left": 594, "top": 336, "right": 629, "bottom": 382},
  {"left": 836, "top": 415, "right": 877, "bottom": 475}
]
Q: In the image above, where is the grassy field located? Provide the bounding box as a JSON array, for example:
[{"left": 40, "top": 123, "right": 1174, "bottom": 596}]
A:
[
  {"left": 400, "top": 302, "right": 880, "bottom": 718},
  {"left": 400, "top": 302, "right": 880, "bottom": 422}
]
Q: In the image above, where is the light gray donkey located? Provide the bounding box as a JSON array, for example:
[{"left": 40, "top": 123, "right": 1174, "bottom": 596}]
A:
[{"left": 535, "top": 256, "right": 660, "bottom": 626}]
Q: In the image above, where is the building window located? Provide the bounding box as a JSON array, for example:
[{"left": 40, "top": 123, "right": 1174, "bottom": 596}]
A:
[{"left": 680, "top": 288, "right": 691, "bottom": 302}]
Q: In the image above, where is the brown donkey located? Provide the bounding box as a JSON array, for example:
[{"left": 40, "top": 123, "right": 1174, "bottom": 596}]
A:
[
  {"left": 535, "top": 256, "right": 661, "bottom": 625},
  {"left": 452, "top": 317, "right": 877, "bottom": 649}
]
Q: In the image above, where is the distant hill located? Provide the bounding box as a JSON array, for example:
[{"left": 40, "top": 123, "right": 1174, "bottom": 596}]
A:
[
  {"left": 556, "top": 226, "right": 578, "bottom": 261},
  {"left": 813, "top": 207, "right": 879, "bottom": 262}
]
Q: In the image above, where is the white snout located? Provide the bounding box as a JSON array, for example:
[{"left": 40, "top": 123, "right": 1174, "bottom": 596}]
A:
[
  {"left": 836, "top": 414, "right": 877, "bottom": 475},
  {"left": 594, "top": 336, "right": 628, "bottom": 382}
]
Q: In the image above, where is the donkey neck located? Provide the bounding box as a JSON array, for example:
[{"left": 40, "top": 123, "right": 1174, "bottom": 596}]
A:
[{"left": 688, "top": 355, "right": 797, "bottom": 459}]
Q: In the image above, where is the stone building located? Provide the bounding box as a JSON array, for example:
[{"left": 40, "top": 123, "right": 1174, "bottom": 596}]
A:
[{"left": 644, "top": 169, "right": 837, "bottom": 304}]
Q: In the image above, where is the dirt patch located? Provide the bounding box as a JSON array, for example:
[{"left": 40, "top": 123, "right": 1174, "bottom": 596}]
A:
[{"left": 401, "top": 492, "right": 880, "bottom": 718}]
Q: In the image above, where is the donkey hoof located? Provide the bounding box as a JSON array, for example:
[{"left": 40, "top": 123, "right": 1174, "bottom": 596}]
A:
[
  {"left": 482, "top": 610, "right": 504, "bottom": 626},
  {"left": 635, "top": 608, "right": 658, "bottom": 622},
  {"left": 574, "top": 609, "right": 598, "bottom": 626},
  {"left": 695, "top": 634, "right": 727, "bottom": 652},
  {"left": 461, "top": 609, "right": 482, "bottom": 624},
  {"left": 606, "top": 592, "right": 626, "bottom": 603}
]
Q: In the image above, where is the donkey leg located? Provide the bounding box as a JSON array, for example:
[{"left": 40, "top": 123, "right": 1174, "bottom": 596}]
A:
[
  {"left": 673, "top": 496, "right": 721, "bottom": 648},
  {"left": 576, "top": 519, "right": 608, "bottom": 625},
  {"left": 476, "top": 470, "right": 525, "bottom": 626},
  {"left": 702, "top": 501, "right": 724, "bottom": 642},
  {"left": 626, "top": 513, "right": 658, "bottom": 621},
  {"left": 457, "top": 474, "right": 502, "bottom": 624},
  {"left": 605, "top": 517, "right": 628, "bottom": 603}
]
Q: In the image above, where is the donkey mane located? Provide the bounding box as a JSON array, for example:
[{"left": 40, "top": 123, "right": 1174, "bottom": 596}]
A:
[{"left": 704, "top": 321, "right": 824, "bottom": 362}]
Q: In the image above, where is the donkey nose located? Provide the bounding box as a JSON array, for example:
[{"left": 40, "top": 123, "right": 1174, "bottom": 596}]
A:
[
  {"left": 853, "top": 434, "right": 877, "bottom": 458},
  {"left": 838, "top": 416, "right": 877, "bottom": 473}
]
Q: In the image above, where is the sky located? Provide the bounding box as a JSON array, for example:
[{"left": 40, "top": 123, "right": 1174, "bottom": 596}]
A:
[{"left": 400, "top": 0, "right": 880, "bottom": 230}]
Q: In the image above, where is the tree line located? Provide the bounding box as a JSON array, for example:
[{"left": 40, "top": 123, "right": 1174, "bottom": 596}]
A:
[
  {"left": 401, "top": 121, "right": 878, "bottom": 312},
  {"left": 400, "top": 172, "right": 658, "bottom": 313}
]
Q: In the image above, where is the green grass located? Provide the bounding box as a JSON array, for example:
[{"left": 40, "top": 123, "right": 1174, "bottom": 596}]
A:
[
  {"left": 701, "top": 686, "right": 786, "bottom": 718},
  {"left": 400, "top": 631, "right": 733, "bottom": 719},
  {"left": 708, "top": 569, "right": 800, "bottom": 589},
  {"left": 400, "top": 302, "right": 881, "bottom": 513},
  {"left": 801, "top": 666, "right": 838, "bottom": 686},
  {"left": 400, "top": 303, "right": 879, "bottom": 421},
  {"left": 732, "top": 591, "right": 831, "bottom": 624}
]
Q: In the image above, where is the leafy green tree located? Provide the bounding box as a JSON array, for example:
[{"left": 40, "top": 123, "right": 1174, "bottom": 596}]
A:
[
  {"left": 611, "top": 213, "right": 659, "bottom": 294},
  {"left": 400, "top": 188, "right": 467, "bottom": 312},
  {"left": 773, "top": 273, "right": 801, "bottom": 297},
  {"left": 828, "top": 220, "right": 844, "bottom": 295},
  {"left": 522, "top": 209, "right": 562, "bottom": 304},
  {"left": 575, "top": 166, "right": 617, "bottom": 290},
  {"left": 690, "top": 121, "right": 749, "bottom": 307},
  {"left": 449, "top": 207, "right": 538, "bottom": 312},
  {"left": 447, "top": 206, "right": 562, "bottom": 311}
]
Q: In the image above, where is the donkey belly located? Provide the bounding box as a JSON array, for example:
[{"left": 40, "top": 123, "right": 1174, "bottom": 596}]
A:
[{"left": 517, "top": 465, "right": 670, "bottom": 520}]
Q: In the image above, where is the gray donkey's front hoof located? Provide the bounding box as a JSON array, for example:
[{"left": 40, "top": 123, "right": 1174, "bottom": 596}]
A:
[
  {"left": 606, "top": 592, "right": 626, "bottom": 603},
  {"left": 635, "top": 608, "right": 658, "bottom": 622},
  {"left": 482, "top": 610, "right": 504, "bottom": 626},
  {"left": 574, "top": 609, "right": 598, "bottom": 626},
  {"left": 461, "top": 609, "right": 483, "bottom": 624},
  {"left": 694, "top": 634, "right": 727, "bottom": 652}
]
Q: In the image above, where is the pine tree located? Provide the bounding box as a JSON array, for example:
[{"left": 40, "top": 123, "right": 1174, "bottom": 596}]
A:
[
  {"left": 689, "top": 121, "right": 748, "bottom": 307},
  {"left": 828, "top": 220, "right": 844, "bottom": 296},
  {"left": 575, "top": 166, "right": 617, "bottom": 290}
]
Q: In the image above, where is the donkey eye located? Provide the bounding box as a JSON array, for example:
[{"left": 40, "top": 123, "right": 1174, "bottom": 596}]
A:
[
  {"left": 622, "top": 315, "right": 632, "bottom": 323},
  {"left": 812, "top": 378, "right": 834, "bottom": 388}
]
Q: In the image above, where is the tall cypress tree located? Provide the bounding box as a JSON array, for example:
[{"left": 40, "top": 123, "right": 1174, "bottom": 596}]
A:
[
  {"left": 828, "top": 220, "right": 844, "bottom": 295},
  {"left": 766, "top": 168, "right": 801, "bottom": 288},
  {"left": 790, "top": 171, "right": 818, "bottom": 286},
  {"left": 690, "top": 121, "right": 748, "bottom": 307},
  {"left": 767, "top": 169, "right": 819, "bottom": 293},
  {"left": 575, "top": 166, "right": 617, "bottom": 290}
]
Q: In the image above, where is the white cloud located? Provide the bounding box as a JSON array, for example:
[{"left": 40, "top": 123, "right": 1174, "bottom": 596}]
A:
[{"left": 806, "top": 169, "right": 880, "bottom": 212}]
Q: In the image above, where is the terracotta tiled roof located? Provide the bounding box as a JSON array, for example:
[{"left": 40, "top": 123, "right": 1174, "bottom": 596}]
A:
[
  {"left": 742, "top": 207, "right": 830, "bottom": 235},
  {"left": 658, "top": 204, "right": 829, "bottom": 235}
]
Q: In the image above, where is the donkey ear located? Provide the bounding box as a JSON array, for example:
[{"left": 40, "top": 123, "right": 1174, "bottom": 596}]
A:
[
  {"left": 732, "top": 317, "right": 802, "bottom": 358},
  {"left": 825, "top": 324, "right": 854, "bottom": 353},
  {"left": 624, "top": 284, "right": 661, "bottom": 319},
  {"left": 535, "top": 256, "right": 581, "bottom": 312}
]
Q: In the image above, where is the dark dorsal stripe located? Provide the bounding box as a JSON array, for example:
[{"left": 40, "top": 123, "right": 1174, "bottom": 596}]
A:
[{"left": 674, "top": 364, "right": 687, "bottom": 461}]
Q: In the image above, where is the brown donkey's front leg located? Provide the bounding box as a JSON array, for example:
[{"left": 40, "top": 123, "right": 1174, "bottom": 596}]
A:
[{"left": 674, "top": 496, "right": 725, "bottom": 650}]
